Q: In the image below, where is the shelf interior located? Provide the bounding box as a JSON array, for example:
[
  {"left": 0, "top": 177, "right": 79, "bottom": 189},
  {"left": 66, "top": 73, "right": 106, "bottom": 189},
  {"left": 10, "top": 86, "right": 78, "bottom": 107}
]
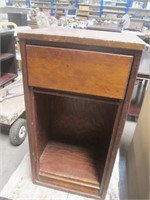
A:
[
  {"left": 33, "top": 91, "right": 118, "bottom": 194},
  {"left": 40, "top": 141, "right": 104, "bottom": 187}
]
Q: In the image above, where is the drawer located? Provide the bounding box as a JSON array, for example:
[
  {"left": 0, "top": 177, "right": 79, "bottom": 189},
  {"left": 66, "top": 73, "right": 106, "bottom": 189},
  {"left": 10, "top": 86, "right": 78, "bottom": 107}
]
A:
[{"left": 26, "top": 45, "right": 133, "bottom": 99}]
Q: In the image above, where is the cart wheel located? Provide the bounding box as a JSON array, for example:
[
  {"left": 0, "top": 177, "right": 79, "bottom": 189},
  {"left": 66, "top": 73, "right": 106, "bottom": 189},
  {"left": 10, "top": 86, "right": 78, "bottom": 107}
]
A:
[{"left": 9, "top": 118, "right": 27, "bottom": 146}]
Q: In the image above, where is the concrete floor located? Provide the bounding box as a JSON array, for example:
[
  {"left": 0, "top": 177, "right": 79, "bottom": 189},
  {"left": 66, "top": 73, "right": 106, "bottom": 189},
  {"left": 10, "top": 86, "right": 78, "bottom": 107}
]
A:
[{"left": 0, "top": 126, "right": 29, "bottom": 191}]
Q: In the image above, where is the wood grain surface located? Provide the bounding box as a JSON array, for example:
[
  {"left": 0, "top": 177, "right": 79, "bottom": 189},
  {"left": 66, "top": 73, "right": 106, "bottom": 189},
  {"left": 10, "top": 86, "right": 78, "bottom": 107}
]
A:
[
  {"left": 31, "top": 92, "right": 118, "bottom": 198},
  {"left": 39, "top": 141, "right": 104, "bottom": 198},
  {"left": 18, "top": 27, "right": 145, "bottom": 50},
  {"left": 40, "top": 142, "right": 101, "bottom": 185},
  {"left": 27, "top": 45, "right": 133, "bottom": 99},
  {"left": 19, "top": 28, "right": 144, "bottom": 199},
  {"left": 34, "top": 93, "right": 118, "bottom": 148}
]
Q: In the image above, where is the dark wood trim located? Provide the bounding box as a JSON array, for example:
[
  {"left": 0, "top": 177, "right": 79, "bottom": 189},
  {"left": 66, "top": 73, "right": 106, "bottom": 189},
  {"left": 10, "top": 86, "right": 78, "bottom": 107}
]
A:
[
  {"left": 33, "top": 87, "right": 120, "bottom": 105},
  {"left": 27, "top": 39, "right": 136, "bottom": 56},
  {"left": 100, "top": 50, "right": 143, "bottom": 199},
  {"left": 20, "top": 39, "right": 38, "bottom": 182}
]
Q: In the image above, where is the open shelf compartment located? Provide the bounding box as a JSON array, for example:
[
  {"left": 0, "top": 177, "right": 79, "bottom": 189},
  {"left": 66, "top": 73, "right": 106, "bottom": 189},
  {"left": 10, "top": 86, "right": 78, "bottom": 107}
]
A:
[
  {"left": 32, "top": 90, "right": 119, "bottom": 198},
  {"left": 39, "top": 141, "right": 102, "bottom": 193}
]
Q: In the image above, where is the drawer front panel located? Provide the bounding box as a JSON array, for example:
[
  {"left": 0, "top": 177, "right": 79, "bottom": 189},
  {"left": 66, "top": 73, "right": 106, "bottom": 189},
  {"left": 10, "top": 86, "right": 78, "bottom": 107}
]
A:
[{"left": 26, "top": 45, "right": 133, "bottom": 99}]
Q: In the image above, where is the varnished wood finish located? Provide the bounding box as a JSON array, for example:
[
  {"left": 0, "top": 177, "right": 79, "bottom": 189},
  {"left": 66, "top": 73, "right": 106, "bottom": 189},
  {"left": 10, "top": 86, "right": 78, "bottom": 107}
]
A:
[
  {"left": 39, "top": 142, "right": 102, "bottom": 197},
  {"left": 34, "top": 93, "right": 117, "bottom": 147},
  {"left": 19, "top": 28, "right": 145, "bottom": 199},
  {"left": 32, "top": 92, "right": 118, "bottom": 197},
  {"left": 38, "top": 141, "right": 108, "bottom": 198},
  {"left": 40, "top": 142, "right": 100, "bottom": 185},
  {"left": 100, "top": 50, "right": 143, "bottom": 199},
  {"left": 27, "top": 45, "right": 133, "bottom": 99},
  {"left": 19, "top": 39, "right": 39, "bottom": 182}
]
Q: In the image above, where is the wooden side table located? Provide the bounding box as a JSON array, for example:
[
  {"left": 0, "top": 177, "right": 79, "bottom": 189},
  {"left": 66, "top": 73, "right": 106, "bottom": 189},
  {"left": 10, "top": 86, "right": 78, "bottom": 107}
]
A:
[{"left": 18, "top": 28, "right": 145, "bottom": 199}]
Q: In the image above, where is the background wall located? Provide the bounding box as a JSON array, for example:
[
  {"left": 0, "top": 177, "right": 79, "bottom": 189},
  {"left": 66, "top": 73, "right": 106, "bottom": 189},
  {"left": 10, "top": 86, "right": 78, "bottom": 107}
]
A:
[{"left": 127, "top": 82, "right": 150, "bottom": 199}]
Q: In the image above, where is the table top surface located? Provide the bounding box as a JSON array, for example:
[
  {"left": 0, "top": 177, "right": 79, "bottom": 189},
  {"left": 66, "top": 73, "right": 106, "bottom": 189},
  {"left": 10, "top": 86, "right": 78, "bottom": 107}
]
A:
[
  {"left": 18, "top": 27, "right": 145, "bottom": 50},
  {"left": 87, "top": 25, "right": 122, "bottom": 32}
]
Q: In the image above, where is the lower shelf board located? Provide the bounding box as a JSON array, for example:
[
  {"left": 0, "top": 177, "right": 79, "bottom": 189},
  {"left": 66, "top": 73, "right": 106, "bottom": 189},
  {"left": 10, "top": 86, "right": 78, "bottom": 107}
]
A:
[
  {"left": 39, "top": 141, "right": 105, "bottom": 198},
  {"left": 0, "top": 53, "right": 14, "bottom": 62},
  {"left": 0, "top": 73, "right": 17, "bottom": 87}
]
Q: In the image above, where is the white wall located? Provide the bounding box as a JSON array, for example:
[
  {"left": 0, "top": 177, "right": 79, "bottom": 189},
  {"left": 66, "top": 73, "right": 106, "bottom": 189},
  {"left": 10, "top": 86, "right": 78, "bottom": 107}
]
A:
[
  {"left": 127, "top": 83, "right": 150, "bottom": 199},
  {"left": 0, "top": 0, "right": 6, "bottom": 7}
]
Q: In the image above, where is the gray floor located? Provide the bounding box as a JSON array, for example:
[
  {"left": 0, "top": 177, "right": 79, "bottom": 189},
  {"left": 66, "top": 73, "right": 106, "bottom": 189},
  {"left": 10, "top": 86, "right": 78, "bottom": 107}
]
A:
[
  {"left": 0, "top": 126, "right": 29, "bottom": 191},
  {"left": 0, "top": 120, "right": 136, "bottom": 199}
]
